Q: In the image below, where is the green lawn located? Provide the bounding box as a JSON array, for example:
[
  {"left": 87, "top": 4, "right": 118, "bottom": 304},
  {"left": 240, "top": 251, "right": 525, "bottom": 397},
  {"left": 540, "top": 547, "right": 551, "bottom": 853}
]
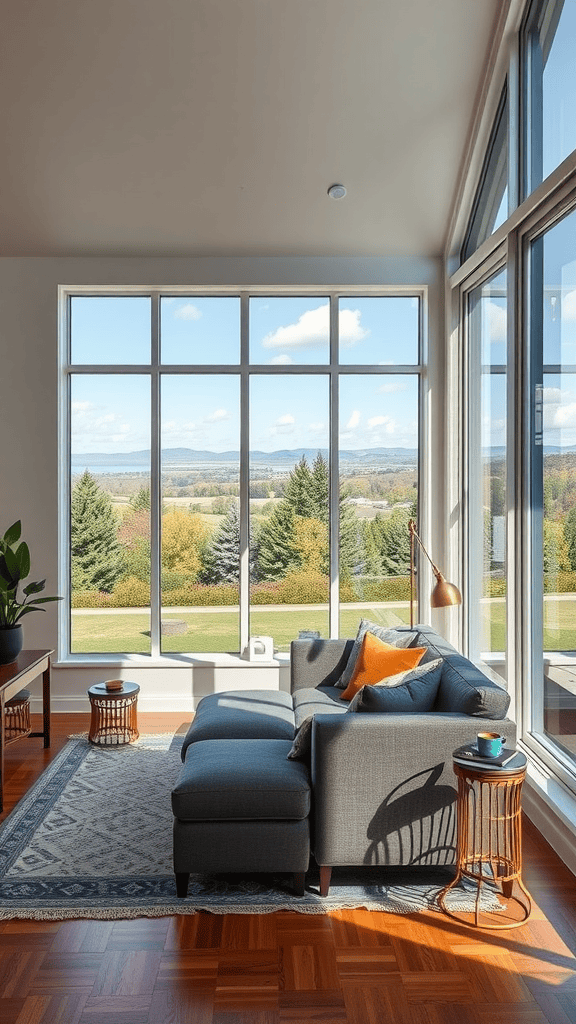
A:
[
  {"left": 71, "top": 596, "right": 576, "bottom": 655},
  {"left": 71, "top": 603, "right": 410, "bottom": 655}
]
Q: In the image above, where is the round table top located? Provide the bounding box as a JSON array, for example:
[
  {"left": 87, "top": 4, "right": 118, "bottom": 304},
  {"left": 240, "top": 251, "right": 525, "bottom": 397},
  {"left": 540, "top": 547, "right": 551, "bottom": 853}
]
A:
[
  {"left": 453, "top": 750, "right": 527, "bottom": 776},
  {"left": 88, "top": 681, "right": 140, "bottom": 699}
]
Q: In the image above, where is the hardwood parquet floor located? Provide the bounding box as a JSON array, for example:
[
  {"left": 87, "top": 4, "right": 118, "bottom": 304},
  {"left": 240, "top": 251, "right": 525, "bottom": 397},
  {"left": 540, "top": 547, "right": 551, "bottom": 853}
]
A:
[{"left": 0, "top": 714, "right": 575, "bottom": 1024}]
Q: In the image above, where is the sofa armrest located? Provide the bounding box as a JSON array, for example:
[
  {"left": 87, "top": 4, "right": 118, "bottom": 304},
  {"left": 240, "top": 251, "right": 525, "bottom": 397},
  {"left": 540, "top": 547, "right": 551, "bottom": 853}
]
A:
[{"left": 310, "top": 712, "right": 517, "bottom": 867}]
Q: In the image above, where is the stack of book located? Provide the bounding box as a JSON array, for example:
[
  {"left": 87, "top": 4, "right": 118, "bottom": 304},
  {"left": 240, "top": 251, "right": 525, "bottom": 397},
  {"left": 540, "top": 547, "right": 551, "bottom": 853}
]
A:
[{"left": 453, "top": 743, "right": 524, "bottom": 771}]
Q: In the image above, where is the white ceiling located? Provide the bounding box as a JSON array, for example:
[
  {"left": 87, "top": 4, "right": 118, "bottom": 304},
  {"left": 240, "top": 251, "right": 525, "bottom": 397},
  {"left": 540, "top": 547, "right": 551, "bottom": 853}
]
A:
[{"left": 0, "top": 0, "right": 500, "bottom": 258}]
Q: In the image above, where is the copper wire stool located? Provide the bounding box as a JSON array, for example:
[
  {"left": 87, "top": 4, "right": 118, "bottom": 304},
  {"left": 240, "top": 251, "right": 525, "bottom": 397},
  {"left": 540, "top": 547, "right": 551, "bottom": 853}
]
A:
[
  {"left": 87, "top": 682, "right": 140, "bottom": 746},
  {"left": 438, "top": 756, "right": 532, "bottom": 929}
]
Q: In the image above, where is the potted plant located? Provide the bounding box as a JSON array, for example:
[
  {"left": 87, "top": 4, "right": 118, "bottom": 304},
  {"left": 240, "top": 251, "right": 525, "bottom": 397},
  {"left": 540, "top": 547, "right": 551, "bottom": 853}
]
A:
[{"left": 0, "top": 521, "right": 62, "bottom": 665}]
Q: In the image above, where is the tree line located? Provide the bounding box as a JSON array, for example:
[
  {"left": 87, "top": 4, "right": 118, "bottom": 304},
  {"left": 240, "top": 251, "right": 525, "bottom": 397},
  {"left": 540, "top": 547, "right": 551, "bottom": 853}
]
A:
[{"left": 70, "top": 454, "right": 415, "bottom": 603}]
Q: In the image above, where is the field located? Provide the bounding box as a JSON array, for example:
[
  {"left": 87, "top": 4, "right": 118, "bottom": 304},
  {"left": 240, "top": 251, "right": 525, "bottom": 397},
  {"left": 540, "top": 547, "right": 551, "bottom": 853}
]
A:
[{"left": 71, "top": 595, "right": 576, "bottom": 655}]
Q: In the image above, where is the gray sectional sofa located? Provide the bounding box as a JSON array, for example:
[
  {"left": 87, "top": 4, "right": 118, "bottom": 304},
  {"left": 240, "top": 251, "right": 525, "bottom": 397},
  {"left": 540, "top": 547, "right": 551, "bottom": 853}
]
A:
[{"left": 172, "top": 624, "right": 515, "bottom": 897}]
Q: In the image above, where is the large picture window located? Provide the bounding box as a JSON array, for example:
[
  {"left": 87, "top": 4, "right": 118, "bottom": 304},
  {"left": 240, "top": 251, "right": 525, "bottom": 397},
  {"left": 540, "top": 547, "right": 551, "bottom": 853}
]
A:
[{"left": 62, "top": 291, "right": 421, "bottom": 658}]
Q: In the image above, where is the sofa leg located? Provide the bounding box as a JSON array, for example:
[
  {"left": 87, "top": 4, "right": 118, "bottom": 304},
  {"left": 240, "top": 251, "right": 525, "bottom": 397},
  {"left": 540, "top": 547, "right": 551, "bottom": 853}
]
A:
[
  {"left": 319, "top": 865, "right": 332, "bottom": 897},
  {"left": 175, "top": 872, "right": 190, "bottom": 898},
  {"left": 293, "top": 872, "right": 306, "bottom": 897}
]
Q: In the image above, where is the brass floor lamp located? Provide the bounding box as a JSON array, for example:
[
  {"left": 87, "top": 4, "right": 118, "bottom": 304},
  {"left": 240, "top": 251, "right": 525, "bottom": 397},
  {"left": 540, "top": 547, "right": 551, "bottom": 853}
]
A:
[{"left": 408, "top": 519, "right": 462, "bottom": 628}]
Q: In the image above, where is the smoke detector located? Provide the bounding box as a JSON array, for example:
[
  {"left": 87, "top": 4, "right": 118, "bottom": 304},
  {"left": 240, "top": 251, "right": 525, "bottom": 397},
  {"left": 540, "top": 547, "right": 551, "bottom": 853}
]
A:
[{"left": 327, "top": 184, "right": 347, "bottom": 199}]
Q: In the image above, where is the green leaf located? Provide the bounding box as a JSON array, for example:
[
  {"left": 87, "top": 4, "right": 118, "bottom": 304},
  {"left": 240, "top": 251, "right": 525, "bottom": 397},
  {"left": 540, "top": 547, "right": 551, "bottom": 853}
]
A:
[
  {"left": 15, "top": 542, "right": 31, "bottom": 580},
  {"left": 23, "top": 579, "right": 46, "bottom": 596},
  {"left": 0, "top": 548, "right": 18, "bottom": 584},
  {"left": 29, "top": 595, "right": 62, "bottom": 604},
  {"left": 13, "top": 606, "right": 45, "bottom": 622},
  {"left": 3, "top": 521, "right": 21, "bottom": 545}
]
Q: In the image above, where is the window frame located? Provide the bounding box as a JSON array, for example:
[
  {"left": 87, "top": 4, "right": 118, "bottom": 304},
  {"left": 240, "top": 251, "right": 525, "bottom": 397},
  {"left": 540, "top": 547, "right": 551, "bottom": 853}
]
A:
[{"left": 58, "top": 285, "right": 426, "bottom": 664}]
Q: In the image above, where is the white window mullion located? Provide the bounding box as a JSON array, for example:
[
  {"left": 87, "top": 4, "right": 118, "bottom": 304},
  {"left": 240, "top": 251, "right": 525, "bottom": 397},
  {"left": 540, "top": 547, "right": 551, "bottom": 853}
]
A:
[
  {"left": 239, "top": 293, "right": 250, "bottom": 656},
  {"left": 150, "top": 294, "right": 161, "bottom": 658},
  {"left": 329, "top": 295, "right": 339, "bottom": 638}
]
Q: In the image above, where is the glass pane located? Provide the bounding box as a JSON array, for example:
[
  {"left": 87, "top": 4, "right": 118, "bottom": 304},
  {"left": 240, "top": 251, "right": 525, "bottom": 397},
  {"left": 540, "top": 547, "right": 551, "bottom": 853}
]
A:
[
  {"left": 250, "top": 297, "right": 329, "bottom": 364},
  {"left": 339, "top": 375, "right": 418, "bottom": 637},
  {"left": 70, "top": 296, "right": 151, "bottom": 364},
  {"left": 250, "top": 375, "right": 329, "bottom": 651},
  {"left": 161, "top": 375, "right": 240, "bottom": 653},
  {"left": 160, "top": 296, "right": 240, "bottom": 364},
  {"left": 532, "top": 207, "right": 576, "bottom": 765},
  {"left": 338, "top": 297, "right": 419, "bottom": 365},
  {"left": 70, "top": 375, "right": 151, "bottom": 653},
  {"left": 542, "top": 0, "right": 576, "bottom": 181},
  {"left": 462, "top": 87, "right": 508, "bottom": 262},
  {"left": 467, "top": 268, "right": 507, "bottom": 669}
]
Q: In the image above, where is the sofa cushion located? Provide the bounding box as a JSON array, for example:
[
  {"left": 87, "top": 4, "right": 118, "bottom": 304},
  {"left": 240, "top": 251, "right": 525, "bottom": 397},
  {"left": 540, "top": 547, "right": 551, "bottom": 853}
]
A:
[
  {"left": 173, "top": 739, "right": 310, "bottom": 820},
  {"left": 434, "top": 655, "right": 511, "bottom": 718},
  {"left": 293, "top": 686, "right": 348, "bottom": 729},
  {"left": 340, "top": 631, "right": 426, "bottom": 700},
  {"left": 181, "top": 689, "right": 295, "bottom": 760},
  {"left": 335, "top": 618, "right": 419, "bottom": 689},
  {"left": 347, "top": 658, "right": 443, "bottom": 713}
]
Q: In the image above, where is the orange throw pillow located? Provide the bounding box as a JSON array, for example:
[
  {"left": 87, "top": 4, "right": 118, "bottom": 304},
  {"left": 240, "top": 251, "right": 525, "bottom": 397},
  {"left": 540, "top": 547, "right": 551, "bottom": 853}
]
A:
[{"left": 340, "top": 631, "right": 426, "bottom": 701}]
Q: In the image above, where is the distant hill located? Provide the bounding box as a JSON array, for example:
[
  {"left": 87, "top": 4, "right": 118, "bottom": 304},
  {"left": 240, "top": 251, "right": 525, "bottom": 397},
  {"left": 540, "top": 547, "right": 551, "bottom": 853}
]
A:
[{"left": 71, "top": 447, "right": 419, "bottom": 467}]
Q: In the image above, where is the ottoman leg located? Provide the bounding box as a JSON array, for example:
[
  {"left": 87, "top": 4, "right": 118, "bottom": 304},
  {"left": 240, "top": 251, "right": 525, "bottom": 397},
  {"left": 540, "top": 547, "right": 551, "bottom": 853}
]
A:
[
  {"left": 293, "top": 872, "right": 306, "bottom": 897},
  {"left": 175, "top": 872, "right": 190, "bottom": 898}
]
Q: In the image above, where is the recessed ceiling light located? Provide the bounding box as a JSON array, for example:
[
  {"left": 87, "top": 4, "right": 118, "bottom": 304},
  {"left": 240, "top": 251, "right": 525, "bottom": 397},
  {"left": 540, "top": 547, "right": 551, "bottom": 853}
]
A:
[{"left": 327, "top": 184, "right": 347, "bottom": 199}]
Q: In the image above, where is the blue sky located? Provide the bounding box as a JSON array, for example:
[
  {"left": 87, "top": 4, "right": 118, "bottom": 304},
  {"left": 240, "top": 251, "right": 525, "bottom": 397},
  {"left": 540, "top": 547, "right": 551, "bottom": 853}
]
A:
[{"left": 70, "top": 295, "right": 420, "bottom": 455}]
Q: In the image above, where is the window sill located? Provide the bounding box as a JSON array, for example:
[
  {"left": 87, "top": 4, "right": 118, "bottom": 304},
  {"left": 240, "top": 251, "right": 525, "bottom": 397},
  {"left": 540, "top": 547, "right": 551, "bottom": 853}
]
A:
[{"left": 54, "top": 652, "right": 291, "bottom": 670}]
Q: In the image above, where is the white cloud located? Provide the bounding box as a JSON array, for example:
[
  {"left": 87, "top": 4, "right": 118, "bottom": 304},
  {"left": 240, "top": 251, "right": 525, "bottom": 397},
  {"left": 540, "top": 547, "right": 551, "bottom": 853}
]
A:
[
  {"left": 262, "top": 305, "right": 329, "bottom": 350},
  {"left": 339, "top": 308, "right": 370, "bottom": 348},
  {"left": 346, "top": 410, "right": 361, "bottom": 430},
  {"left": 368, "top": 415, "right": 395, "bottom": 433},
  {"left": 205, "top": 408, "right": 230, "bottom": 423},
  {"left": 71, "top": 400, "right": 94, "bottom": 413},
  {"left": 175, "top": 303, "right": 202, "bottom": 322},
  {"left": 270, "top": 412, "right": 295, "bottom": 436},
  {"left": 377, "top": 381, "right": 408, "bottom": 394},
  {"left": 308, "top": 422, "right": 326, "bottom": 434},
  {"left": 261, "top": 305, "right": 369, "bottom": 351},
  {"left": 268, "top": 354, "right": 293, "bottom": 365},
  {"left": 554, "top": 403, "right": 576, "bottom": 428}
]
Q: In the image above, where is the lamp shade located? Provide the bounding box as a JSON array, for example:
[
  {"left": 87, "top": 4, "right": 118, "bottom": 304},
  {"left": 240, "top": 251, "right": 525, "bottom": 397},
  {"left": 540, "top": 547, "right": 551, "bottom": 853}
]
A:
[{"left": 431, "top": 574, "right": 462, "bottom": 609}]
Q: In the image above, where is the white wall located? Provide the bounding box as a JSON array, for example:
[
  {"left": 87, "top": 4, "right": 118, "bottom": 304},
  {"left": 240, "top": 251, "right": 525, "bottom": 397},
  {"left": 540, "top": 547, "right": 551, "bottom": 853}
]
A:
[{"left": 0, "top": 256, "right": 444, "bottom": 713}]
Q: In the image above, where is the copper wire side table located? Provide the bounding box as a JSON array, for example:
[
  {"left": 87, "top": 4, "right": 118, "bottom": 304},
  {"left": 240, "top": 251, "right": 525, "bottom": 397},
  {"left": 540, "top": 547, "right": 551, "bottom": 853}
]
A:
[
  {"left": 437, "top": 754, "right": 532, "bottom": 929},
  {"left": 88, "top": 682, "right": 140, "bottom": 746}
]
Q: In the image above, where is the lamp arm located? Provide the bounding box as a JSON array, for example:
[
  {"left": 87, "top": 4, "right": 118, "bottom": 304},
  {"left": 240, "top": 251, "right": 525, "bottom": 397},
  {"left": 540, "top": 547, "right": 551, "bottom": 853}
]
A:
[{"left": 408, "top": 520, "right": 444, "bottom": 581}]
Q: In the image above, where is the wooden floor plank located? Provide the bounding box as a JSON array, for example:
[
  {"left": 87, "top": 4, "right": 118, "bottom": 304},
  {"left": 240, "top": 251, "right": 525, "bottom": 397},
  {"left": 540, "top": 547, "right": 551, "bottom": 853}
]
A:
[{"left": 0, "top": 714, "right": 576, "bottom": 1024}]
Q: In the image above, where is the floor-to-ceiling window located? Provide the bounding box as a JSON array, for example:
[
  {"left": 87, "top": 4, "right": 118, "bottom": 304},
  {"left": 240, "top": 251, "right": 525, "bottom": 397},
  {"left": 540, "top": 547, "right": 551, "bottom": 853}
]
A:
[
  {"left": 527, "top": 205, "right": 576, "bottom": 768},
  {"left": 465, "top": 265, "right": 508, "bottom": 676},
  {"left": 62, "top": 290, "right": 422, "bottom": 659}
]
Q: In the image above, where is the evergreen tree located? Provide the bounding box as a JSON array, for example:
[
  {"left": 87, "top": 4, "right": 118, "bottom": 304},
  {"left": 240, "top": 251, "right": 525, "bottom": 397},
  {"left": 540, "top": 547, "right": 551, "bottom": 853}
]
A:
[
  {"left": 201, "top": 503, "right": 256, "bottom": 583},
  {"left": 379, "top": 508, "right": 411, "bottom": 575},
  {"left": 282, "top": 456, "right": 317, "bottom": 518},
  {"left": 255, "top": 503, "right": 299, "bottom": 581},
  {"left": 310, "top": 452, "right": 330, "bottom": 523},
  {"left": 564, "top": 506, "right": 576, "bottom": 571},
  {"left": 71, "top": 471, "right": 123, "bottom": 592},
  {"left": 129, "top": 486, "right": 151, "bottom": 511}
]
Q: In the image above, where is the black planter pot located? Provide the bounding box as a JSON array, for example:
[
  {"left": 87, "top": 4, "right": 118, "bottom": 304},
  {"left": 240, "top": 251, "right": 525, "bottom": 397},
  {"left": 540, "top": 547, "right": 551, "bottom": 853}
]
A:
[{"left": 0, "top": 625, "right": 23, "bottom": 666}]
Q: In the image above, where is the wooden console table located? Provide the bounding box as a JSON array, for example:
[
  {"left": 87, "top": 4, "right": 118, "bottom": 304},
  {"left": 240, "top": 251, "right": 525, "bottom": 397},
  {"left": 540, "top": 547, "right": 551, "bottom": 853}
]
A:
[{"left": 0, "top": 650, "right": 52, "bottom": 811}]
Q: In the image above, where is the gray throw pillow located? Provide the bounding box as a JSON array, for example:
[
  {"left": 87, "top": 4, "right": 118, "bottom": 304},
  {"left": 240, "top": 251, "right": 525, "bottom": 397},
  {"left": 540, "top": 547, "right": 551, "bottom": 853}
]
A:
[
  {"left": 347, "top": 658, "right": 443, "bottom": 713},
  {"left": 335, "top": 618, "right": 418, "bottom": 689},
  {"left": 287, "top": 716, "right": 314, "bottom": 759}
]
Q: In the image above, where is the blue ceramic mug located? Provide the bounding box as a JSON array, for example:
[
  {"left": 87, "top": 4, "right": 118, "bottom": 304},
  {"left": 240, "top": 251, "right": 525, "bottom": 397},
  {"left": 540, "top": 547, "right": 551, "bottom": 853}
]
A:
[{"left": 477, "top": 731, "right": 505, "bottom": 757}]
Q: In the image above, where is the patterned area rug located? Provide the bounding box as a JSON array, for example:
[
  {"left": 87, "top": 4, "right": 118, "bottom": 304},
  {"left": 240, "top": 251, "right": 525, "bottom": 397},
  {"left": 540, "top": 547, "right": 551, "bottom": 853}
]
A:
[{"left": 0, "top": 735, "right": 501, "bottom": 920}]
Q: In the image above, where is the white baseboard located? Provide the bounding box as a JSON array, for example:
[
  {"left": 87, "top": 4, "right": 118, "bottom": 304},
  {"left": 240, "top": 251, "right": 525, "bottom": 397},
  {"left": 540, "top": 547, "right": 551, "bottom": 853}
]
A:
[{"left": 522, "top": 777, "right": 576, "bottom": 879}]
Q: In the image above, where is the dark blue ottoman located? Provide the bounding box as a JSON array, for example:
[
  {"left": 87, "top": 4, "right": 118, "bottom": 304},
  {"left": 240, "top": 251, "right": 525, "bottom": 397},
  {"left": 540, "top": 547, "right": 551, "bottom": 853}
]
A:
[{"left": 172, "top": 738, "right": 311, "bottom": 897}]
